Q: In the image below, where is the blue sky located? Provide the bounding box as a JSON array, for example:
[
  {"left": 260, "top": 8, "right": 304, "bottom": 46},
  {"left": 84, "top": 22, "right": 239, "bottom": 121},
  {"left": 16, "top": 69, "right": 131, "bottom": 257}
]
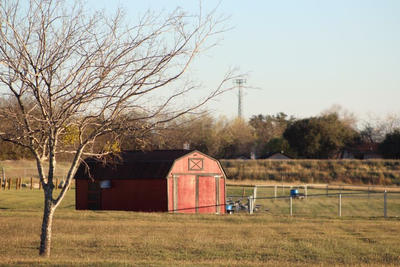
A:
[{"left": 86, "top": 0, "right": 400, "bottom": 121}]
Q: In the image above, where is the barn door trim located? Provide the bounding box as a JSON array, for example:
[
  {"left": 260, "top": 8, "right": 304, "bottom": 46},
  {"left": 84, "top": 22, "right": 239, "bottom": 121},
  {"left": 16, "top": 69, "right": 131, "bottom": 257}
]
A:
[
  {"left": 215, "top": 175, "right": 220, "bottom": 214},
  {"left": 173, "top": 175, "right": 178, "bottom": 213},
  {"left": 171, "top": 172, "right": 221, "bottom": 176},
  {"left": 195, "top": 176, "right": 199, "bottom": 213}
]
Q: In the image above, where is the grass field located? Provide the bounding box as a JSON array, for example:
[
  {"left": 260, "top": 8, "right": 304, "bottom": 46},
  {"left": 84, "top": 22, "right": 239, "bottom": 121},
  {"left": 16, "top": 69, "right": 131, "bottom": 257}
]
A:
[
  {"left": 221, "top": 159, "right": 400, "bottom": 185},
  {"left": 1, "top": 188, "right": 400, "bottom": 266},
  {"left": 0, "top": 159, "right": 70, "bottom": 180},
  {"left": 3, "top": 159, "right": 400, "bottom": 185}
]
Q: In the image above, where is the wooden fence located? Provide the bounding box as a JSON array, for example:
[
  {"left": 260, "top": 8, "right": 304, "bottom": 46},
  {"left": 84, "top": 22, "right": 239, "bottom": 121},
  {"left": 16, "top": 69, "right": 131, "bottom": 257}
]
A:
[{"left": 0, "top": 177, "right": 63, "bottom": 190}]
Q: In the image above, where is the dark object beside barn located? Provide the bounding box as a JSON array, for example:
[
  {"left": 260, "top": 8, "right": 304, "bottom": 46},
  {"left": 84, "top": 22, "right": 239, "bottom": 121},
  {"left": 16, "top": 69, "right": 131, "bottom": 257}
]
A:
[{"left": 74, "top": 150, "right": 226, "bottom": 214}]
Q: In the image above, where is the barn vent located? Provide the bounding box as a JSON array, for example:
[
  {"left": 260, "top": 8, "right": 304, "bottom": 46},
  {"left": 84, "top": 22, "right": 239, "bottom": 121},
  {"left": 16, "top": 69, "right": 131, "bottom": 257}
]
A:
[{"left": 100, "top": 180, "right": 111, "bottom": 189}]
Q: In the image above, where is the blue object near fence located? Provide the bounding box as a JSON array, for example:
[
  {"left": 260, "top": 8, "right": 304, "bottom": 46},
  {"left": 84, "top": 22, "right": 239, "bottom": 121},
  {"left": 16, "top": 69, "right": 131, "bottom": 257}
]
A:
[
  {"left": 290, "top": 189, "right": 299, "bottom": 197},
  {"left": 226, "top": 204, "right": 234, "bottom": 214}
]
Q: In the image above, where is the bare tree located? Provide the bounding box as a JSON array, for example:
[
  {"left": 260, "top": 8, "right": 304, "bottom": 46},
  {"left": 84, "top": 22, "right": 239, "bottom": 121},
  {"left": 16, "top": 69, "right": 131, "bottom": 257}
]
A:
[
  {"left": 0, "top": 0, "right": 236, "bottom": 257},
  {"left": 320, "top": 104, "right": 358, "bottom": 128},
  {"left": 361, "top": 113, "right": 400, "bottom": 143}
]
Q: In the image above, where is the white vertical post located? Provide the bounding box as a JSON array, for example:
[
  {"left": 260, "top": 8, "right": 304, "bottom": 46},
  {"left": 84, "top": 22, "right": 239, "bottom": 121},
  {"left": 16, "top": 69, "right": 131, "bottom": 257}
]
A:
[
  {"left": 304, "top": 185, "right": 307, "bottom": 199},
  {"left": 253, "top": 186, "right": 257, "bottom": 203},
  {"left": 274, "top": 185, "right": 277, "bottom": 199},
  {"left": 338, "top": 194, "right": 342, "bottom": 217},
  {"left": 290, "top": 196, "right": 293, "bottom": 216},
  {"left": 248, "top": 196, "right": 254, "bottom": 214},
  {"left": 384, "top": 190, "right": 387, "bottom": 218}
]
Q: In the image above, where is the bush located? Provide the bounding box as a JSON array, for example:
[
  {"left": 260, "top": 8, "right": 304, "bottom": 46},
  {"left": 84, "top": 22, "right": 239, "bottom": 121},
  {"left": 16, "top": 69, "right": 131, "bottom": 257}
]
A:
[{"left": 220, "top": 159, "right": 400, "bottom": 185}]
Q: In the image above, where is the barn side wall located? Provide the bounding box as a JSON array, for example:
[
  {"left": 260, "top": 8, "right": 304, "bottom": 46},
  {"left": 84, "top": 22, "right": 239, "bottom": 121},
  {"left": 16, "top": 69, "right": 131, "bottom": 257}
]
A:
[
  {"left": 102, "top": 179, "right": 167, "bottom": 211},
  {"left": 76, "top": 179, "right": 168, "bottom": 212},
  {"left": 219, "top": 178, "right": 226, "bottom": 214},
  {"left": 76, "top": 179, "right": 88, "bottom": 210}
]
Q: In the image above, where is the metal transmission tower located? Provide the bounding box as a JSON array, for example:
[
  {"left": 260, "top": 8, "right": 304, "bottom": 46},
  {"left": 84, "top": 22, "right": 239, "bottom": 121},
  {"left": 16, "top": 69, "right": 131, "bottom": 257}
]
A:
[{"left": 234, "top": 79, "right": 247, "bottom": 118}]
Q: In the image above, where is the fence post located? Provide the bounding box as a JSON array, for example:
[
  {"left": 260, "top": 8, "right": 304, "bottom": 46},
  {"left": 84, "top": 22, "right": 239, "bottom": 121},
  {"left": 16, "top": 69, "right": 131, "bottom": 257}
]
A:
[
  {"left": 290, "top": 196, "right": 293, "bottom": 216},
  {"left": 304, "top": 185, "right": 308, "bottom": 199},
  {"left": 338, "top": 194, "right": 342, "bottom": 217},
  {"left": 253, "top": 186, "right": 257, "bottom": 205},
  {"left": 274, "top": 185, "right": 277, "bottom": 199},
  {"left": 326, "top": 184, "right": 329, "bottom": 196},
  {"left": 1, "top": 167, "right": 5, "bottom": 190},
  {"left": 30, "top": 177, "right": 33, "bottom": 190},
  {"left": 16, "top": 178, "right": 18, "bottom": 190},
  {"left": 248, "top": 196, "right": 254, "bottom": 214},
  {"left": 384, "top": 190, "right": 387, "bottom": 218},
  {"left": 368, "top": 186, "right": 370, "bottom": 199},
  {"left": 8, "top": 178, "right": 11, "bottom": 190},
  {"left": 2, "top": 167, "right": 4, "bottom": 184}
]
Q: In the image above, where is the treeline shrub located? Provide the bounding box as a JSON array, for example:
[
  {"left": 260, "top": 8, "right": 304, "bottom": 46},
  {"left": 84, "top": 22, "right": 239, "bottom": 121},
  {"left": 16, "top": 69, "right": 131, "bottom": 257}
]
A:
[{"left": 220, "top": 159, "right": 400, "bottom": 185}]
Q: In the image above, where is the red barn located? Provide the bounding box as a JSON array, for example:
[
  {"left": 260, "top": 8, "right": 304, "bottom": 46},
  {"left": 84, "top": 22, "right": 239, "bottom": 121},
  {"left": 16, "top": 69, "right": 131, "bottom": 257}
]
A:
[{"left": 74, "top": 150, "right": 226, "bottom": 214}]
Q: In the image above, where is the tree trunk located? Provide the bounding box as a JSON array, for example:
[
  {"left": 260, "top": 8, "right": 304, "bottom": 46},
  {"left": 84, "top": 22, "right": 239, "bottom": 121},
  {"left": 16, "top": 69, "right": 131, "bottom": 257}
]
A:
[{"left": 39, "top": 192, "right": 55, "bottom": 257}]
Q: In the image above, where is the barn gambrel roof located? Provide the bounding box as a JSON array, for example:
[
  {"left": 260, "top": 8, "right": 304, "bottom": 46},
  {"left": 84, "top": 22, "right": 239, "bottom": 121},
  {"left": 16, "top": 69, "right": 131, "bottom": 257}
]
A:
[{"left": 74, "top": 149, "right": 208, "bottom": 180}]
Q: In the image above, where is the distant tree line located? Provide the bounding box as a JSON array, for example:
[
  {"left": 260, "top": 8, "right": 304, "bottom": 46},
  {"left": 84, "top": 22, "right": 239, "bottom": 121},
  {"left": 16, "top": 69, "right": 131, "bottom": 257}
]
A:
[
  {"left": 1, "top": 97, "right": 400, "bottom": 160},
  {"left": 126, "top": 110, "right": 400, "bottom": 159}
]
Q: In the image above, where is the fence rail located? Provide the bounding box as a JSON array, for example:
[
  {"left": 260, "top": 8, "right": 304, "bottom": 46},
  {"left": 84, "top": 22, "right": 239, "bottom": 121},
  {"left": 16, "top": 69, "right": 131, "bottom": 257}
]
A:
[
  {"left": 227, "top": 184, "right": 400, "bottom": 218},
  {"left": 0, "top": 177, "right": 65, "bottom": 190}
]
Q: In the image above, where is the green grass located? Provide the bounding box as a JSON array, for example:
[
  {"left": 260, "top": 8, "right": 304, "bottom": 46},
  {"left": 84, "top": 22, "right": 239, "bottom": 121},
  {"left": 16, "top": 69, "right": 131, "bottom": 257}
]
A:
[
  {"left": 1, "top": 188, "right": 400, "bottom": 266},
  {"left": 0, "top": 188, "right": 75, "bottom": 211}
]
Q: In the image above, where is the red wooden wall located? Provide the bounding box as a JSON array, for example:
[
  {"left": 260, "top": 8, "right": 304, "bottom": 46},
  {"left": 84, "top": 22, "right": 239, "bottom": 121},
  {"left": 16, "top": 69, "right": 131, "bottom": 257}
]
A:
[
  {"left": 76, "top": 179, "right": 88, "bottom": 210},
  {"left": 76, "top": 179, "right": 168, "bottom": 212},
  {"left": 167, "top": 152, "right": 226, "bottom": 214}
]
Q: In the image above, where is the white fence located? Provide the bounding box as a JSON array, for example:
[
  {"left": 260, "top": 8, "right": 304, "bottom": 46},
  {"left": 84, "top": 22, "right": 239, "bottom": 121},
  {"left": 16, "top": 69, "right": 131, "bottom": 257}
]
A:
[{"left": 226, "top": 184, "right": 400, "bottom": 218}]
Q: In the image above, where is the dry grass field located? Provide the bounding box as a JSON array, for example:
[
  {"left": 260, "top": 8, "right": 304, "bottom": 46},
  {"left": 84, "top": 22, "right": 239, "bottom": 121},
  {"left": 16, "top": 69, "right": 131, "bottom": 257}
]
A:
[
  {"left": 1, "top": 188, "right": 400, "bottom": 266},
  {"left": 221, "top": 159, "right": 400, "bottom": 185},
  {"left": 0, "top": 159, "right": 70, "bottom": 180}
]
